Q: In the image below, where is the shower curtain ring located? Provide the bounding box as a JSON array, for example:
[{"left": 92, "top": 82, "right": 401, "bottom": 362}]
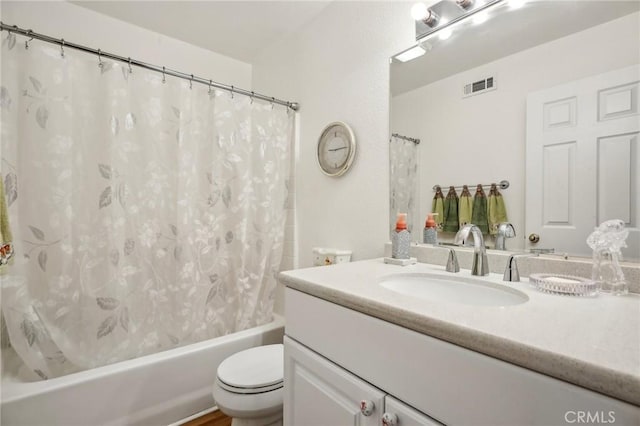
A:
[
  {"left": 189, "top": 74, "right": 193, "bottom": 90},
  {"left": 97, "top": 49, "right": 103, "bottom": 68},
  {"left": 208, "top": 79, "right": 213, "bottom": 95},
  {"left": 250, "top": 91, "right": 254, "bottom": 104},
  {"left": 60, "top": 39, "right": 65, "bottom": 57},
  {"left": 128, "top": 57, "right": 132, "bottom": 73},
  {"left": 25, "top": 30, "right": 33, "bottom": 50},
  {"left": 230, "top": 86, "right": 234, "bottom": 99},
  {"left": 271, "top": 97, "right": 275, "bottom": 110},
  {"left": 162, "top": 66, "right": 166, "bottom": 83}
]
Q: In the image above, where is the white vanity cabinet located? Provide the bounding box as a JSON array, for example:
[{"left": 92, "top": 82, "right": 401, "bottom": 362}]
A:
[
  {"left": 284, "top": 336, "right": 441, "bottom": 426},
  {"left": 385, "top": 395, "right": 442, "bottom": 426},
  {"left": 284, "top": 335, "right": 384, "bottom": 426},
  {"left": 284, "top": 287, "right": 640, "bottom": 426}
]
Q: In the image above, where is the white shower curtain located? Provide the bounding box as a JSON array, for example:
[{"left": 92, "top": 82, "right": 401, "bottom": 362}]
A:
[
  {"left": 389, "top": 135, "right": 418, "bottom": 236},
  {"left": 0, "top": 38, "right": 293, "bottom": 378}
]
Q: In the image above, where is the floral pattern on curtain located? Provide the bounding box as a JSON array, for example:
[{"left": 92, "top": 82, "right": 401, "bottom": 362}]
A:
[
  {"left": 389, "top": 135, "right": 418, "bottom": 237},
  {"left": 0, "top": 37, "right": 293, "bottom": 378}
]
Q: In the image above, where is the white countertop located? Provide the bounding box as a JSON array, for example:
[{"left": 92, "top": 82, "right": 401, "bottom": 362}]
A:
[{"left": 279, "top": 258, "right": 640, "bottom": 406}]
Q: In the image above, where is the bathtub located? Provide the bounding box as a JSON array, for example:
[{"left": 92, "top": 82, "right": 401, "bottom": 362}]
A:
[{"left": 1, "top": 314, "right": 284, "bottom": 426}]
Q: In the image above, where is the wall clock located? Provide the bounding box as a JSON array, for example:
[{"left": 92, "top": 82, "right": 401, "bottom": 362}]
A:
[{"left": 316, "top": 122, "right": 356, "bottom": 177}]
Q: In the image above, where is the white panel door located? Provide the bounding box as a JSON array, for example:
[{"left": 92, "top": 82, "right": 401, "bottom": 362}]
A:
[
  {"left": 526, "top": 65, "right": 640, "bottom": 260},
  {"left": 283, "top": 336, "right": 385, "bottom": 426}
]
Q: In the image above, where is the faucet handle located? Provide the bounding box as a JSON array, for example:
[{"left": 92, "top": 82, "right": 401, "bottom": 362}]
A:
[
  {"left": 503, "top": 253, "right": 539, "bottom": 282},
  {"left": 446, "top": 248, "right": 460, "bottom": 273},
  {"left": 498, "top": 222, "right": 516, "bottom": 237},
  {"left": 495, "top": 222, "right": 516, "bottom": 250}
]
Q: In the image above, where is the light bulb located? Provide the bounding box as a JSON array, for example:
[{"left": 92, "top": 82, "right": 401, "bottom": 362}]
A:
[
  {"left": 411, "top": 3, "right": 429, "bottom": 21},
  {"left": 439, "top": 28, "right": 452, "bottom": 40}
]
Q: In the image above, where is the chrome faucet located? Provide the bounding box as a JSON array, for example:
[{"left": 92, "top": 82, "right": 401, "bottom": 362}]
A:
[
  {"left": 454, "top": 224, "right": 489, "bottom": 276},
  {"left": 495, "top": 222, "right": 515, "bottom": 250},
  {"left": 503, "top": 253, "right": 539, "bottom": 282}
]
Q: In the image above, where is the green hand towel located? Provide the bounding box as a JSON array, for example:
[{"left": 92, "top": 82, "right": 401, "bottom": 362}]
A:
[
  {"left": 431, "top": 187, "right": 445, "bottom": 231},
  {"left": 471, "top": 185, "right": 489, "bottom": 234},
  {"left": 488, "top": 184, "right": 508, "bottom": 235},
  {"left": 0, "top": 178, "right": 14, "bottom": 269},
  {"left": 443, "top": 186, "right": 459, "bottom": 233},
  {"left": 458, "top": 185, "right": 473, "bottom": 228}
]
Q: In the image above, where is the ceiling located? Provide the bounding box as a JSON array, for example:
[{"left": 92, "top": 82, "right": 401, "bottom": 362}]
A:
[
  {"left": 391, "top": 0, "right": 640, "bottom": 95},
  {"left": 71, "top": 1, "right": 332, "bottom": 63}
]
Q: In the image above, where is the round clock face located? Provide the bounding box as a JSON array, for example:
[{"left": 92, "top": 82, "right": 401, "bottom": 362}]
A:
[{"left": 317, "top": 122, "right": 356, "bottom": 177}]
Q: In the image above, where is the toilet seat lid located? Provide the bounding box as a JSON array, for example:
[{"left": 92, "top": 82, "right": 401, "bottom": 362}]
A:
[{"left": 217, "top": 344, "right": 283, "bottom": 390}]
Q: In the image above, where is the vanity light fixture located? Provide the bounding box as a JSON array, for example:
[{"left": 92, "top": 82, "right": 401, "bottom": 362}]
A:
[
  {"left": 411, "top": 3, "right": 440, "bottom": 27},
  {"left": 412, "top": 0, "right": 505, "bottom": 42},
  {"left": 456, "top": 0, "right": 474, "bottom": 10}
]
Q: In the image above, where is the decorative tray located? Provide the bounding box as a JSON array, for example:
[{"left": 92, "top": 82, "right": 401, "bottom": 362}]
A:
[{"left": 529, "top": 273, "right": 598, "bottom": 296}]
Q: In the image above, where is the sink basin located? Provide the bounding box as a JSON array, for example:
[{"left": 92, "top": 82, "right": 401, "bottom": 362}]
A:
[{"left": 379, "top": 273, "right": 528, "bottom": 307}]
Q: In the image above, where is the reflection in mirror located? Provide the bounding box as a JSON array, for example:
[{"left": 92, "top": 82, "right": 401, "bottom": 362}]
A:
[
  {"left": 389, "top": 134, "right": 419, "bottom": 237},
  {"left": 390, "top": 0, "right": 639, "bottom": 261}
]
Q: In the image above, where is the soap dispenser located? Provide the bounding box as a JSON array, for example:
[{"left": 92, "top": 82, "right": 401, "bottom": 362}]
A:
[
  {"left": 423, "top": 213, "right": 438, "bottom": 245},
  {"left": 391, "top": 213, "right": 411, "bottom": 259}
]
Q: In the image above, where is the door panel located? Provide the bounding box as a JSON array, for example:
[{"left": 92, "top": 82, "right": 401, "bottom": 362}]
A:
[
  {"left": 542, "top": 141, "right": 575, "bottom": 225},
  {"left": 526, "top": 65, "right": 640, "bottom": 260},
  {"left": 597, "top": 133, "right": 637, "bottom": 225}
]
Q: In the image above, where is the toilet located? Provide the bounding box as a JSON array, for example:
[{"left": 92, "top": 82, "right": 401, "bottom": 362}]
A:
[{"left": 212, "top": 344, "right": 284, "bottom": 426}]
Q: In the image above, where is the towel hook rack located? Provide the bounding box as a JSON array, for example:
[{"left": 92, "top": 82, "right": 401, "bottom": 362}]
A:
[{"left": 433, "top": 179, "right": 509, "bottom": 192}]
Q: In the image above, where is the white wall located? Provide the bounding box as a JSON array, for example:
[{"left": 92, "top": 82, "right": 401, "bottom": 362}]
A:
[
  {"left": 252, "top": 1, "right": 415, "bottom": 276},
  {"left": 0, "top": 1, "right": 252, "bottom": 88},
  {"left": 392, "top": 12, "right": 640, "bottom": 250}
]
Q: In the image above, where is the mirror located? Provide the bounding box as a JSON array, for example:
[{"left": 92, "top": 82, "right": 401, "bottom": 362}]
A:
[{"left": 390, "top": 0, "right": 640, "bottom": 260}]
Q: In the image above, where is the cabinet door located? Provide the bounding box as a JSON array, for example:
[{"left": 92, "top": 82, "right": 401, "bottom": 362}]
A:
[
  {"left": 284, "top": 336, "right": 385, "bottom": 426},
  {"left": 383, "top": 396, "right": 443, "bottom": 426}
]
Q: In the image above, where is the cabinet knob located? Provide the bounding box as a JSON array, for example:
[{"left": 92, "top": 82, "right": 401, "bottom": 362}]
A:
[
  {"left": 382, "top": 412, "right": 398, "bottom": 426},
  {"left": 360, "top": 400, "right": 375, "bottom": 416}
]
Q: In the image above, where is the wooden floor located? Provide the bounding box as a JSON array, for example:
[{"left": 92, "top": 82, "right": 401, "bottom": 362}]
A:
[{"left": 183, "top": 410, "right": 232, "bottom": 426}]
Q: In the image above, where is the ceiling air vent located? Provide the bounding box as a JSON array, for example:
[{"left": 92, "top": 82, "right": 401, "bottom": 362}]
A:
[{"left": 463, "top": 76, "right": 496, "bottom": 98}]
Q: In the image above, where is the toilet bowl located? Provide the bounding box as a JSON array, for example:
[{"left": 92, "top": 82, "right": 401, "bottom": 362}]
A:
[{"left": 212, "top": 344, "right": 284, "bottom": 426}]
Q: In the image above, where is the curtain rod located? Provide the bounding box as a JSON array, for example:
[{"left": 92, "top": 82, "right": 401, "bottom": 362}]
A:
[
  {"left": 391, "top": 133, "right": 420, "bottom": 145},
  {"left": 0, "top": 22, "right": 300, "bottom": 111}
]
